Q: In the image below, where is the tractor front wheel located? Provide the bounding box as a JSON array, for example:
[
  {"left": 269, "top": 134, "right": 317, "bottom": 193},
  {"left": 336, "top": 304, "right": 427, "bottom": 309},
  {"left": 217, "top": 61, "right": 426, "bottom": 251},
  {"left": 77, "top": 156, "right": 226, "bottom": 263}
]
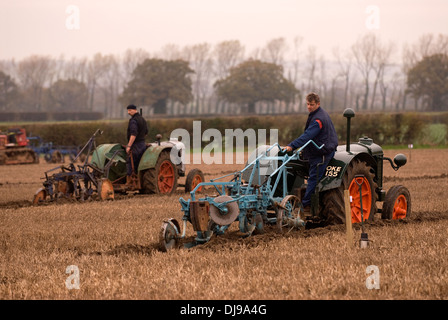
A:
[
  {"left": 141, "top": 151, "right": 178, "bottom": 195},
  {"left": 382, "top": 185, "right": 411, "bottom": 220},
  {"left": 185, "top": 168, "right": 205, "bottom": 193}
]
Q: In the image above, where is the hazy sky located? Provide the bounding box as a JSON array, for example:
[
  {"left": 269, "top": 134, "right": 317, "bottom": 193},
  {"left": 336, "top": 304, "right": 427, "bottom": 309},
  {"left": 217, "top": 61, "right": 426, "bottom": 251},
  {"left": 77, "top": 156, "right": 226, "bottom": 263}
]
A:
[{"left": 1, "top": 0, "right": 447, "bottom": 61}]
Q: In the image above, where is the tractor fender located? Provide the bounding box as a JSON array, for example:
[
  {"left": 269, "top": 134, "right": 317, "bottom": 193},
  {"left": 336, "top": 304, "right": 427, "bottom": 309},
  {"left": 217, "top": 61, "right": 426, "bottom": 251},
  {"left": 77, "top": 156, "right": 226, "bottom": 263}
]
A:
[
  {"left": 92, "top": 141, "right": 185, "bottom": 172},
  {"left": 91, "top": 143, "right": 126, "bottom": 169},
  {"left": 316, "top": 148, "right": 378, "bottom": 192},
  {"left": 138, "top": 140, "right": 185, "bottom": 172}
]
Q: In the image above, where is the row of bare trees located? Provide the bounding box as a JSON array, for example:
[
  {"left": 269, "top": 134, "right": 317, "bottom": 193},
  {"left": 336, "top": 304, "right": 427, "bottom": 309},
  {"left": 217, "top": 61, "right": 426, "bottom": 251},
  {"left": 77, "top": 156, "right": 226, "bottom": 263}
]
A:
[{"left": 1, "top": 33, "right": 447, "bottom": 118}]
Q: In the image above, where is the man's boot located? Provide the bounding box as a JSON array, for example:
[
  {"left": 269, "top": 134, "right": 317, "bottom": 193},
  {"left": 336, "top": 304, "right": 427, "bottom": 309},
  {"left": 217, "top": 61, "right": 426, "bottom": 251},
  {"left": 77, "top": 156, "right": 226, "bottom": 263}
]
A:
[
  {"left": 125, "top": 173, "right": 139, "bottom": 190},
  {"left": 300, "top": 205, "right": 311, "bottom": 217}
]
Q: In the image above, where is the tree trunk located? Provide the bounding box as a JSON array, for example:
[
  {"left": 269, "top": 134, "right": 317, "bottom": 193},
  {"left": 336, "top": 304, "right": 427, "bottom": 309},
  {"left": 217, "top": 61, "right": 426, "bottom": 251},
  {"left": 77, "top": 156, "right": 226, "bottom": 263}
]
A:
[
  {"left": 330, "top": 78, "right": 336, "bottom": 111},
  {"left": 153, "top": 99, "right": 167, "bottom": 114},
  {"left": 248, "top": 102, "right": 255, "bottom": 114},
  {"left": 402, "top": 91, "right": 407, "bottom": 110},
  {"left": 88, "top": 82, "right": 95, "bottom": 111},
  {"left": 363, "top": 80, "right": 369, "bottom": 110},
  {"left": 432, "top": 95, "right": 442, "bottom": 111},
  {"left": 382, "top": 87, "right": 387, "bottom": 111},
  {"left": 343, "top": 75, "right": 349, "bottom": 109}
]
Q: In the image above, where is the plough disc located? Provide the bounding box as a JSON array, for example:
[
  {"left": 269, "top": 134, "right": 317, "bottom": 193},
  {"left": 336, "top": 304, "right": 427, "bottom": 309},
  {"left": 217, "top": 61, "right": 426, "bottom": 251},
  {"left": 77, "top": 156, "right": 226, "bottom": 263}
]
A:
[
  {"left": 209, "top": 195, "right": 240, "bottom": 226},
  {"left": 159, "top": 219, "right": 181, "bottom": 252},
  {"left": 33, "top": 188, "right": 48, "bottom": 205},
  {"left": 98, "top": 178, "right": 114, "bottom": 201}
]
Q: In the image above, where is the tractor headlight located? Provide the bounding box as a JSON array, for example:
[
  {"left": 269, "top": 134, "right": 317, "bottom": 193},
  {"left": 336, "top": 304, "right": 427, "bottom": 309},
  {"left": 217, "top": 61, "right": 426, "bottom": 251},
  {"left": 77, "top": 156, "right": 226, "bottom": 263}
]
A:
[{"left": 393, "top": 154, "right": 407, "bottom": 168}]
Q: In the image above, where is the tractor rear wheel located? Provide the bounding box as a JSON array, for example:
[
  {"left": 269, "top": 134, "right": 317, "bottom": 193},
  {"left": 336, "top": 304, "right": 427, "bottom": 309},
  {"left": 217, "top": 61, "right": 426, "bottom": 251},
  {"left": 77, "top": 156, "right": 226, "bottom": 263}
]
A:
[
  {"left": 382, "top": 185, "right": 411, "bottom": 220},
  {"left": 321, "top": 159, "right": 378, "bottom": 225},
  {"left": 141, "top": 151, "right": 178, "bottom": 195}
]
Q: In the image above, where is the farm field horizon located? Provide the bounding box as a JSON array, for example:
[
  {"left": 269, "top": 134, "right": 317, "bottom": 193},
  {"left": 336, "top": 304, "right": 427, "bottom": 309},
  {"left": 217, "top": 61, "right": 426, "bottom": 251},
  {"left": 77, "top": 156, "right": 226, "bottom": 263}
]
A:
[{"left": 0, "top": 148, "right": 447, "bottom": 301}]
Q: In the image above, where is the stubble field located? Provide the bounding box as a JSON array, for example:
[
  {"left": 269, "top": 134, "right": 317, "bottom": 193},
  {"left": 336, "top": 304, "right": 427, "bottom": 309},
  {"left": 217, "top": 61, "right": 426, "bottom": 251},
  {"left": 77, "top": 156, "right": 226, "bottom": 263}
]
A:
[{"left": 0, "top": 148, "right": 447, "bottom": 300}]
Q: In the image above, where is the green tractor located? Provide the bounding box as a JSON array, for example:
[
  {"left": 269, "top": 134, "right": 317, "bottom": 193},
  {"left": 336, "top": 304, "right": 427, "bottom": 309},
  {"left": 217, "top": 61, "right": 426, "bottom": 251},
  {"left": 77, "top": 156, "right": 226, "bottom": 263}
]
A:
[
  {"left": 247, "top": 108, "right": 411, "bottom": 226},
  {"left": 90, "top": 134, "right": 205, "bottom": 197},
  {"left": 294, "top": 107, "right": 410, "bottom": 225},
  {"left": 32, "top": 130, "right": 205, "bottom": 204},
  {"left": 157, "top": 108, "right": 411, "bottom": 251}
]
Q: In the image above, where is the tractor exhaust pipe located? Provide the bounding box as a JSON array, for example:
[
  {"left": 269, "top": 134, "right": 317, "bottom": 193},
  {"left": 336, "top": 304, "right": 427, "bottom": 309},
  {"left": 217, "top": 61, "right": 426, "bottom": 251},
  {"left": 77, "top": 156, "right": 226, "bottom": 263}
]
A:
[{"left": 343, "top": 108, "right": 355, "bottom": 153}]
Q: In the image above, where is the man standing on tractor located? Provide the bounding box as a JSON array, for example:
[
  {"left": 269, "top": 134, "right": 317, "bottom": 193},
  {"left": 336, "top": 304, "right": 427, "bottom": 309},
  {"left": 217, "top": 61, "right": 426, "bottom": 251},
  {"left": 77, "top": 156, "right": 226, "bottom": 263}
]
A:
[
  {"left": 125, "top": 104, "right": 148, "bottom": 186},
  {"left": 284, "top": 92, "right": 338, "bottom": 215}
]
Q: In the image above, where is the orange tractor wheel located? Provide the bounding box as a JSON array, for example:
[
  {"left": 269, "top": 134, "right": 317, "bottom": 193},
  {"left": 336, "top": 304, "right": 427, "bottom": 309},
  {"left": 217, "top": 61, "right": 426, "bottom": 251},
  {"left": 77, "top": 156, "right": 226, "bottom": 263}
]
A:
[
  {"left": 382, "top": 185, "right": 411, "bottom": 220},
  {"left": 141, "top": 151, "right": 178, "bottom": 195},
  {"left": 185, "top": 168, "right": 205, "bottom": 193},
  {"left": 322, "top": 159, "right": 377, "bottom": 225}
]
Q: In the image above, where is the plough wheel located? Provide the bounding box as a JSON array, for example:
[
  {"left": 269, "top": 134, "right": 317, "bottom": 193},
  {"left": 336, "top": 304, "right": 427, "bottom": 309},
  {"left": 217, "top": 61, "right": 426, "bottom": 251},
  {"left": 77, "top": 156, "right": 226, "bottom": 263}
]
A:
[
  {"left": 159, "top": 219, "right": 181, "bottom": 252},
  {"left": 185, "top": 168, "right": 205, "bottom": 193},
  {"left": 98, "top": 178, "right": 114, "bottom": 200},
  {"left": 33, "top": 188, "right": 47, "bottom": 205},
  {"left": 276, "top": 195, "right": 304, "bottom": 233},
  {"left": 382, "top": 185, "right": 411, "bottom": 220}
]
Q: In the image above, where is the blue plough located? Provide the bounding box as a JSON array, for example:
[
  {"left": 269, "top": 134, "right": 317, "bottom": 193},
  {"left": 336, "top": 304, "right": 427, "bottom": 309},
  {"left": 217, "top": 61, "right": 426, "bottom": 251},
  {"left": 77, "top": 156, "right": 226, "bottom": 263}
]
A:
[{"left": 159, "top": 140, "right": 324, "bottom": 251}]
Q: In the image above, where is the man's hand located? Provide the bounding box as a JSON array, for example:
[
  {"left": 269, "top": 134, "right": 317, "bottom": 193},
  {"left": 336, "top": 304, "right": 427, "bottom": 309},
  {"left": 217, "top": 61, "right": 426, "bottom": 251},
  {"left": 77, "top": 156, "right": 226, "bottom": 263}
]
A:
[
  {"left": 284, "top": 146, "right": 293, "bottom": 152},
  {"left": 126, "top": 135, "right": 136, "bottom": 154}
]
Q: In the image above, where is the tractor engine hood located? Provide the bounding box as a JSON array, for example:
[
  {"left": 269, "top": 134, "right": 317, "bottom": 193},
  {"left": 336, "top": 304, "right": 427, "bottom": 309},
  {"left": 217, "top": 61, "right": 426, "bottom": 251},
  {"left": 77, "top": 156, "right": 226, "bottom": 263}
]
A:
[
  {"left": 344, "top": 136, "right": 383, "bottom": 157},
  {"left": 317, "top": 137, "right": 383, "bottom": 192},
  {"left": 140, "top": 139, "right": 185, "bottom": 172}
]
